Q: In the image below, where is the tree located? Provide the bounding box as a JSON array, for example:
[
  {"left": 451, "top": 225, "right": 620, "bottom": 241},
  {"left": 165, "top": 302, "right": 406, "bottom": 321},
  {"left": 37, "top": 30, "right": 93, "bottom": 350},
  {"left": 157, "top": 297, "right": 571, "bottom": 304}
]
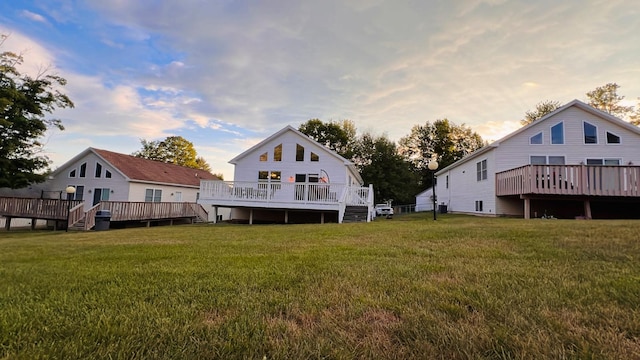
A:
[
  {"left": 521, "top": 100, "right": 561, "bottom": 126},
  {"left": 398, "top": 119, "right": 485, "bottom": 189},
  {"left": 630, "top": 98, "right": 640, "bottom": 126},
  {"left": 298, "top": 119, "right": 356, "bottom": 158},
  {"left": 0, "top": 35, "right": 74, "bottom": 188},
  {"left": 351, "top": 132, "right": 418, "bottom": 205},
  {"left": 132, "top": 136, "right": 212, "bottom": 171},
  {"left": 586, "top": 83, "right": 634, "bottom": 119}
]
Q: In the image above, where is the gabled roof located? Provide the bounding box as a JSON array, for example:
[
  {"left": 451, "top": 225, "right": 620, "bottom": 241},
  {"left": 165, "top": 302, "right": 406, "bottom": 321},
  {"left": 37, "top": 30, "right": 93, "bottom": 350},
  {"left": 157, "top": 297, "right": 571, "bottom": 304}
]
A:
[
  {"left": 53, "top": 148, "right": 219, "bottom": 187},
  {"left": 436, "top": 99, "right": 640, "bottom": 175},
  {"left": 229, "top": 125, "right": 364, "bottom": 184}
]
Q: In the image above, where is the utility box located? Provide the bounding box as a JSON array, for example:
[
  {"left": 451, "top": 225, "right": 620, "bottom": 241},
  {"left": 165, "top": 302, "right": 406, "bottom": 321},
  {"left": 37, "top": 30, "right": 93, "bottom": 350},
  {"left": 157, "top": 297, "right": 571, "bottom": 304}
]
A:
[{"left": 95, "top": 210, "right": 111, "bottom": 231}]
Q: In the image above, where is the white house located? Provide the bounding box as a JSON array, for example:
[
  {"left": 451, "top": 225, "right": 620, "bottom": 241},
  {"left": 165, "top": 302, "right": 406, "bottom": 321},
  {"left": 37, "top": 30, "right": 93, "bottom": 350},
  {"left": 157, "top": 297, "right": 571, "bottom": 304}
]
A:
[
  {"left": 415, "top": 187, "right": 435, "bottom": 212},
  {"left": 433, "top": 100, "right": 640, "bottom": 219},
  {"left": 198, "top": 125, "right": 374, "bottom": 224}
]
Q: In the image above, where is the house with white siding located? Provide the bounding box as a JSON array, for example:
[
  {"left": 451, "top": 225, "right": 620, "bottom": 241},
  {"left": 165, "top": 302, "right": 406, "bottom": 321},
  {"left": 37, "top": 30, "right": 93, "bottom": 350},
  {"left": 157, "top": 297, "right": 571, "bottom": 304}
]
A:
[
  {"left": 198, "top": 125, "right": 374, "bottom": 224},
  {"left": 433, "top": 100, "right": 640, "bottom": 219}
]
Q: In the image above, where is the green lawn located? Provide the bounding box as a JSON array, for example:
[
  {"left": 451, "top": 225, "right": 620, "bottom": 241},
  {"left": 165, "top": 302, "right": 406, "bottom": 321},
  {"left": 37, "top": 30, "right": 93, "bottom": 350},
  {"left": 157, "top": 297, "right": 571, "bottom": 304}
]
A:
[{"left": 1, "top": 214, "right": 639, "bottom": 359}]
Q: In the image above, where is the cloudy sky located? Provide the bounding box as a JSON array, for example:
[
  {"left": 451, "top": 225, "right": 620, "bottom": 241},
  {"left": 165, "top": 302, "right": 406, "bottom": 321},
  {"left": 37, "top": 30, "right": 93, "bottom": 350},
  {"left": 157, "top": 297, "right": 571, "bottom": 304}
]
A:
[{"left": 2, "top": 0, "right": 639, "bottom": 179}]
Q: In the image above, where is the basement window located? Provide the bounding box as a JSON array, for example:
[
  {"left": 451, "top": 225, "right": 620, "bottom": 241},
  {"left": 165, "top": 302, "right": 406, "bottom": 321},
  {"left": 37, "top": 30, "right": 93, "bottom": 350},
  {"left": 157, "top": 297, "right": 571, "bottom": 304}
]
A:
[{"left": 475, "top": 200, "right": 483, "bottom": 212}]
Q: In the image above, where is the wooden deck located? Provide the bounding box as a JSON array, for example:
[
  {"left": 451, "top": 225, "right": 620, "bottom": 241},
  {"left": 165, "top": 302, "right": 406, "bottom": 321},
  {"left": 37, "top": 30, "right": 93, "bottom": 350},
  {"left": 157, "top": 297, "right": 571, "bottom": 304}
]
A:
[
  {"left": 0, "top": 197, "right": 209, "bottom": 231},
  {"left": 496, "top": 165, "right": 640, "bottom": 197}
]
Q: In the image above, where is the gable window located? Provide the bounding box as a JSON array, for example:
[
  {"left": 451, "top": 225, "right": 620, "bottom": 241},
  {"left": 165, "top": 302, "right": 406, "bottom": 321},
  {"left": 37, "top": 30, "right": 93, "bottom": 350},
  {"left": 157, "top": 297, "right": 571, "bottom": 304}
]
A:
[
  {"left": 274, "top": 144, "right": 282, "bottom": 161},
  {"left": 145, "top": 189, "right": 162, "bottom": 202},
  {"left": 106, "top": 170, "right": 112, "bottom": 178},
  {"left": 95, "top": 163, "right": 102, "bottom": 178},
  {"left": 69, "top": 169, "right": 77, "bottom": 178},
  {"left": 530, "top": 132, "right": 543, "bottom": 145},
  {"left": 310, "top": 152, "right": 319, "bottom": 162},
  {"left": 551, "top": 122, "right": 564, "bottom": 144},
  {"left": 79, "top": 163, "right": 87, "bottom": 178},
  {"left": 606, "top": 132, "right": 621, "bottom": 144},
  {"left": 583, "top": 122, "right": 597, "bottom": 144},
  {"left": 259, "top": 152, "right": 268, "bottom": 162},
  {"left": 476, "top": 160, "right": 487, "bottom": 181},
  {"left": 296, "top": 144, "right": 305, "bottom": 161}
]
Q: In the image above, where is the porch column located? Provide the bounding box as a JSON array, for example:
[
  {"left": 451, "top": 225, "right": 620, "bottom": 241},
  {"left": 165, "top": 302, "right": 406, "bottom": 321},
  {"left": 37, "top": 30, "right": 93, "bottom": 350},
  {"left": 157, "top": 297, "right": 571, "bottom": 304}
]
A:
[
  {"left": 249, "top": 209, "right": 253, "bottom": 225},
  {"left": 523, "top": 197, "right": 531, "bottom": 219},
  {"left": 584, "top": 199, "right": 592, "bottom": 219},
  {"left": 284, "top": 210, "right": 288, "bottom": 224}
]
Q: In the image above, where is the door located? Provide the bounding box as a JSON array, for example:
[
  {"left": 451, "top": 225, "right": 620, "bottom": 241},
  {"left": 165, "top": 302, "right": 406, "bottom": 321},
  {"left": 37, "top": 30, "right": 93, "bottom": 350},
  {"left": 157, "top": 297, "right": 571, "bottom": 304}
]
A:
[
  {"left": 175, "top": 191, "right": 183, "bottom": 202},
  {"left": 295, "top": 174, "right": 306, "bottom": 201},
  {"left": 93, "top": 188, "right": 102, "bottom": 206}
]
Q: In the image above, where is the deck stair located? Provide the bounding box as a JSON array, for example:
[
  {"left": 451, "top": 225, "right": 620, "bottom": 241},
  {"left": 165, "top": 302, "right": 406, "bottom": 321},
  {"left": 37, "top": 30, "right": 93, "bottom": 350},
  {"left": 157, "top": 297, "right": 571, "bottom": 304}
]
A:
[{"left": 342, "top": 206, "right": 369, "bottom": 223}]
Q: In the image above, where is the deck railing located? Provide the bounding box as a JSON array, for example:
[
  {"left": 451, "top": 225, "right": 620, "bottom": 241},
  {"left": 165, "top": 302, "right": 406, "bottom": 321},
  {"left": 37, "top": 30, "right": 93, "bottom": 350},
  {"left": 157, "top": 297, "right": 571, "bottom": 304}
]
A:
[
  {"left": 496, "top": 165, "right": 640, "bottom": 197},
  {"left": 0, "top": 197, "right": 82, "bottom": 220},
  {"left": 99, "top": 201, "right": 208, "bottom": 222},
  {"left": 200, "top": 180, "right": 358, "bottom": 205}
]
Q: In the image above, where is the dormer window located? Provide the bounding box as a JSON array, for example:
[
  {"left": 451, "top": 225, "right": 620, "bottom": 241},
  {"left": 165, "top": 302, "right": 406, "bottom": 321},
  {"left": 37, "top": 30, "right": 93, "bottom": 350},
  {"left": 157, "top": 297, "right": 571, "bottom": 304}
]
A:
[
  {"left": 259, "top": 152, "right": 268, "bottom": 161},
  {"left": 583, "top": 122, "right": 597, "bottom": 144},
  {"left": 530, "top": 132, "right": 543, "bottom": 145},
  {"left": 606, "top": 131, "right": 621, "bottom": 144},
  {"left": 551, "top": 122, "right": 564, "bottom": 144}
]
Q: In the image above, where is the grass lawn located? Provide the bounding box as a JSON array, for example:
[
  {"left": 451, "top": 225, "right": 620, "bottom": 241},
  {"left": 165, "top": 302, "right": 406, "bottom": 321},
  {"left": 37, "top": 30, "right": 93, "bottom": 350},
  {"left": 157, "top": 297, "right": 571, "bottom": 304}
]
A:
[{"left": 1, "top": 214, "right": 639, "bottom": 359}]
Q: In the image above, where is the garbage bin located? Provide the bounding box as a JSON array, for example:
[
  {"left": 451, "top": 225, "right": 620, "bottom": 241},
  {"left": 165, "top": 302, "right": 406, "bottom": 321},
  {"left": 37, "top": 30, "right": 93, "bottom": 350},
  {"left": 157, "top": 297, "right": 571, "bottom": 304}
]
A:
[
  {"left": 438, "top": 204, "right": 448, "bottom": 214},
  {"left": 94, "top": 210, "right": 111, "bottom": 231}
]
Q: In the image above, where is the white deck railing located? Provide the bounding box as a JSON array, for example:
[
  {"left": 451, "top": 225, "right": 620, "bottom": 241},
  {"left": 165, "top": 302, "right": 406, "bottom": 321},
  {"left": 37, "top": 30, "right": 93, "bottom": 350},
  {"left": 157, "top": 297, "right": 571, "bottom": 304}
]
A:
[{"left": 200, "top": 180, "right": 372, "bottom": 206}]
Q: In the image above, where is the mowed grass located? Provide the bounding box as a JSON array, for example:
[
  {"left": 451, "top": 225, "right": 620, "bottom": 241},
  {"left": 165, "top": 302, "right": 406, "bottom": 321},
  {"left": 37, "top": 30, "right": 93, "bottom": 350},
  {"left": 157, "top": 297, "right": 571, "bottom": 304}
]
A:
[{"left": 1, "top": 214, "right": 639, "bottom": 359}]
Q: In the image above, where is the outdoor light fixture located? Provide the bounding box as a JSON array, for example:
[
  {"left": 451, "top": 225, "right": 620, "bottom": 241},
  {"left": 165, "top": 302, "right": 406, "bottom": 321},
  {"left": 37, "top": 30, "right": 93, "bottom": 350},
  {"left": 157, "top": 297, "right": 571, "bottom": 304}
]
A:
[
  {"left": 65, "top": 186, "right": 76, "bottom": 232},
  {"left": 428, "top": 159, "right": 439, "bottom": 220}
]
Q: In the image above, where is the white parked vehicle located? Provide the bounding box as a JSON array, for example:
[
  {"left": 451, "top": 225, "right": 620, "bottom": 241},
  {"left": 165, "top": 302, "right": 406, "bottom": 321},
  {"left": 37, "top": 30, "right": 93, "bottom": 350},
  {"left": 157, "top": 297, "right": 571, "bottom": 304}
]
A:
[{"left": 375, "top": 203, "right": 394, "bottom": 217}]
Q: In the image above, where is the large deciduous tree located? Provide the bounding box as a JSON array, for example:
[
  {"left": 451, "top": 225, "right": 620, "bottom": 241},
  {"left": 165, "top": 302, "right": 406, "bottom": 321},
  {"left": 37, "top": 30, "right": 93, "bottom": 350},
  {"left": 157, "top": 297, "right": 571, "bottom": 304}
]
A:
[
  {"left": 398, "top": 119, "right": 485, "bottom": 189},
  {"left": 586, "top": 83, "right": 634, "bottom": 119},
  {"left": 0, "top": 36, "right": 74, "bottom": 188},
  {"left": 351, "top": 132, "right": 418, "bottom": 205},
  {"left": 132, "top": 136, "right": 212, "bottom": 171},
  {"left": 298, "top": 119, "right": 356, "bottom": 158},
  {"left": 521, "top": 100, "right": 561, "bottom": 126}
]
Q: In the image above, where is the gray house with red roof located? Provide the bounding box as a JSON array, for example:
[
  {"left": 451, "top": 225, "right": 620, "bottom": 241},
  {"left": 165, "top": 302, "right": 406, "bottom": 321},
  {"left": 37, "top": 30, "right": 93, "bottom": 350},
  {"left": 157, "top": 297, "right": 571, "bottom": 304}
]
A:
[{"left": 45, "top": 148, "right": 223, "bottom": 218}]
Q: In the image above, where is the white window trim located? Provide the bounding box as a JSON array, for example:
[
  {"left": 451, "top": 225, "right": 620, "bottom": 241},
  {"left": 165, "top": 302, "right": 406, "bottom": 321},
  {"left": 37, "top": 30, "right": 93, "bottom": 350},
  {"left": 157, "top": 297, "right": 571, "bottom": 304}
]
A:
[
  {"left": 476, "top": 159, "right": 488, "bottom": 182},
  {"left": 585, "top": 158, "right": 622, "bottom": 165},
  {"left": 605, "top": 131, "right": 622, "bottom": 145},
  {"left": 582, "top": 121, "right": 598, "bottom": 145}
]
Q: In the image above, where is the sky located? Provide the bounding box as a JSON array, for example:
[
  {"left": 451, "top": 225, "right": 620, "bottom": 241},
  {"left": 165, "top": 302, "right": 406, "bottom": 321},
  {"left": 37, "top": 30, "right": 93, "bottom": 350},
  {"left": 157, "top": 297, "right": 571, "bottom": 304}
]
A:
[{"left": 2, "top": 0, "right": 639, "bottom": 180}]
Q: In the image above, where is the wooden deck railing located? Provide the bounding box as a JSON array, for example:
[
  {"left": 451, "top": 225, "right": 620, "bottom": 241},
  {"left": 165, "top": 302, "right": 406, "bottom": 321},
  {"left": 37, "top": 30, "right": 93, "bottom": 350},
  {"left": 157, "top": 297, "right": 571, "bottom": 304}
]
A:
[
  {"left": 496, "top": 165, "right": 640, "bottom": 197},
  {"left": 0, "top": 197, "right": 82, "bottom": 220},
  {"left": 99, "top": 201, "right": 208, "bottom": 222}
]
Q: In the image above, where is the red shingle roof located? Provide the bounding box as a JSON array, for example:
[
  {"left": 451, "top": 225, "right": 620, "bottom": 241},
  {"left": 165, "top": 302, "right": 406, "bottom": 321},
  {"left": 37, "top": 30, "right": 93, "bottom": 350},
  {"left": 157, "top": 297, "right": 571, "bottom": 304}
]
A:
[{"left": 93, "top": 148, "right": 219, "bottom": 187}]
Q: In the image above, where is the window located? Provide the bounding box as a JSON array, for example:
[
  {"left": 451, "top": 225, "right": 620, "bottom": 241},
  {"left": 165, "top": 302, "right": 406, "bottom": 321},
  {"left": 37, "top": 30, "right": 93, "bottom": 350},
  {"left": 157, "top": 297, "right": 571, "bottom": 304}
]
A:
[
  {"left": 476, "top": 160, "right": 487, "bottom": 181},
  {"left": 308, "top": 174, "right": 319, "bottom": 183},
  {"left": 259, "top": 152, "right": 268, "bottom": 162},
  {"left": 548, "top": 156, "right": 565, "bottom": 165},
  {"left": 310, "top": 152, "right": 319, "bottom": 161},
  {"left": 270, "top": 171, "right": 281, "bottom": 181},
  {"left": 296, "top": 144, "right": 304, "bottom": 161},
  {"left": 145, "top": 189, "right": 162, "bottom": 202},
  {"left": 259, "top": 171, "right": 281, "bottom": 181},
  {"left": 106, "top": 170, "right": 112, "bottom": 178},
  {"left": 69, "top": 169, "right": 76, "bottom": 178},
  {"left": 583, "top": 122, "right": 597, "bottom": 144},
  {"left": 100, "top": 188, "right": 110, "bottom": 201},
  {"left": 67, "top": 185, "right": 84, "bottom": 200},
  {"left": 475, "top": 200, "right": 483, "bottom": 212},
  {"left": 586, "top": 158, "right": 621, "bottom": 165},
  {"left": 530, "top": 156, "right": 547, "bottom": 165},
  {"left": 95, "top": 163, "right": 102, "bottom": 177},
  {"left": 530, "top": 132, "right": 543, "bottom": 145},
  {"left": 551, "top": 122, "right": 564, "bottom": 144},
  {"left": 79, "top": 163, "right": 87, "bottom": 177},
  {"left": 606, "top": 132, "right": 621, "bottom": 144},
  {"left": 258, "top": 171, "right": 269, "bottom": 181},
  {"left": 274, "top": 144, "right": 282, "bottom": 161}
]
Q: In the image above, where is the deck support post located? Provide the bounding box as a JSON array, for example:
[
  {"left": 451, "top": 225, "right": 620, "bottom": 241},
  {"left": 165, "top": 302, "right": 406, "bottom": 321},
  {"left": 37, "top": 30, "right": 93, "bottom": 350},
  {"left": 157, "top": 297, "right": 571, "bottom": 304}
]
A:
[
  {"left": 146, "top": 221, "right": 151, "bottom": 227},
  {"left": 321, "top": 212, "right": 325, "bottom": 224},
  {"left": 213, "top": 206, "right": 218, "bottom": 224},
  {"left": 523, "top": 197, "right": 531, "bottom": 219},
  {"left": 284, "top": 210, "right": 288, "bottom": 224},
  {"left": 584, "top": 198, "right": 592, "bottom": 219},
  {"left": 249, "top": 209, "right": 253, "bottom": 225},
  {"left": 31, "top": 218, "right": 36, "bottom": 230},
  {"left": 5, "top": 217, "right": 11, "bottom": 231}
]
